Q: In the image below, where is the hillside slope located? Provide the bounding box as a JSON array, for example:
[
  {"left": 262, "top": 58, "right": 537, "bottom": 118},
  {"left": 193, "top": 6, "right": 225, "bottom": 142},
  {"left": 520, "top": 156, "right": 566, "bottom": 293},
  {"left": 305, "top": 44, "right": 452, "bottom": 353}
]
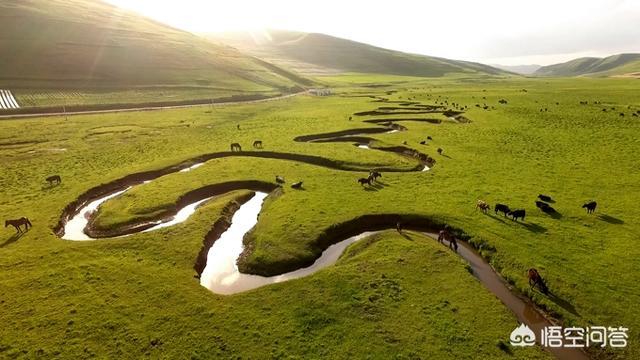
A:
[
  {"left": 208, "top": 30, "right": 512, "bottom": 77},
  {"left": 0, "top": 0, "right": 308, "bottom": 90},
  {"left": 534, "top": 53, "right": 640, "bottom": 77}
]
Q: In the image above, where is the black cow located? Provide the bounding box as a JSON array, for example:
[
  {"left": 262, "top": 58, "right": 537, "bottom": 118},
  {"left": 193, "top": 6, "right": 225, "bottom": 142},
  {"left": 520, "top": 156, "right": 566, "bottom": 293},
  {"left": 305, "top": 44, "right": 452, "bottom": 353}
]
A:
[
  {"left": 508, "top": 209, "right": 526, "bottom": 221},
  {"left": 538, "top": 194, "right": 552, "bottom": 202},
  {"left": 582, "top": 201, "right": 597, "bottom": 214},
  {"left": 494, "top": 203, "right": 511, "bottom": 217}
]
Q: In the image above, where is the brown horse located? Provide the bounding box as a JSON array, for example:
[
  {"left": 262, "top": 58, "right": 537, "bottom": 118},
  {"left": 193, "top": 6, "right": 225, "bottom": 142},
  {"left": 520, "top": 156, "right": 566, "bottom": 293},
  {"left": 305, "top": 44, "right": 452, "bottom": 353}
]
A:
[
  {"left": 230, "top": 143, "right": 242, "bottom": 152},
  {"left": 527, "top": 268, "right": 549, "bottom": 294},
  {"left": 476, "top": 200, "right": 490, "bottom": 214},
  {"left": 253, "top": 140, "right": 263, "bottom": 149},
  {"left": 5, "top": 218, "right": 32, "bottom": 233},
  {"left": 438, "top": 227, "right": 458, "bottom": 251}
]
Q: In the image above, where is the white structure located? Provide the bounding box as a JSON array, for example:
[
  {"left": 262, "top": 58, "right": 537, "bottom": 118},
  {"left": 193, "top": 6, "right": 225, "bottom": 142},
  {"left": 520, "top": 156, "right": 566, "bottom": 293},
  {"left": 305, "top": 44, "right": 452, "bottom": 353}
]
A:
[
  {"left": 0, "top": 90, "right": 20, "bottom": 109},
  {"left": 309, "top": 88, "right": 332, "bottom": 96}
]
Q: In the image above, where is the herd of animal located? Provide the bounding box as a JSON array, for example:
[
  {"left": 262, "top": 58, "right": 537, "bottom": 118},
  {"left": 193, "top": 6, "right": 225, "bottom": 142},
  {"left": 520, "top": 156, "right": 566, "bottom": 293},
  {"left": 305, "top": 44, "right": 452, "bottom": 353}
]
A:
[
  {"left": 476, "top": 195, "right": 598, "bottom": 221},
  {"left": 230, "top": 140, "right": 263, "bottom": 152},
  {"left": 275, "top": 175, "right": 303, "bottom": 190},
  {"left": 357, "top": 170, "right": 382, "bottom": 187}
]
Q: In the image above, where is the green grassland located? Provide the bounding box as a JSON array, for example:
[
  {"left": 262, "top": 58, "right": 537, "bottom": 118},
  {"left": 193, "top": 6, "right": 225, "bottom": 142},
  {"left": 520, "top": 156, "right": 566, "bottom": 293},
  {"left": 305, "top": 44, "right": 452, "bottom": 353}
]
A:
[{"left": 1, "top": 76, "right": 639, "bottom": 359}]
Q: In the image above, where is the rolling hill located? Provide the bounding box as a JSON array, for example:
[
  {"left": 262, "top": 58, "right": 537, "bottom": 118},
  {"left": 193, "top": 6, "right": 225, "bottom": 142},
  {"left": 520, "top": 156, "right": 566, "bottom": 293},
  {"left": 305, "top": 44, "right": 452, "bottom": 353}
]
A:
[
  {"left": 208, "top": 30, "right": 512, "bottom": 77},
  {"left": 534, "top": 53, "right": 640, "bottom": 77},
  {"left": 0, "top": 0, "right": 309, "bottom": 91}
]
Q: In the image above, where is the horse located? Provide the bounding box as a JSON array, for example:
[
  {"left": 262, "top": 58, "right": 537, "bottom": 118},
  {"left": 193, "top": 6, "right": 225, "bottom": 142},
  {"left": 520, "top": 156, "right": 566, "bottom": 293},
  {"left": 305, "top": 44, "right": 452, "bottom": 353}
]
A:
[
  {"left": 358, "top": 177, "right": 372, "bottom": 186},
  {"left": 46, "top": 175, "right": 61, "bottom": 186},
  {"left": 419, "top": 141, "right": 426, "bottom": 145},
  {"left": 369, "top": 171, "right": 382, "bottom": 181},
  {"left": 291, "top": 181, "right": 303, "bottom": 189},
  {"left": 476, "top": 200, "right": 490, "bottom": 214},
  {"left": 438, "top": 227, "right": 458, "bottom": 251},
  {"left": 5, "top": 217, "right": 32, "bottom": 233},
  {"left": 253, "top": 140, "right": 263, "bottom": 149},
  {"left": 437, "top": 148, "right": 443, "bottom": 155},
  {"left": 494, "top": 203, "right": 511, "bottom": 217},
  {"left": 582, "top": 201, "right": 597, "bottom": 214},
  {"left": 508, "top": 209, "right": 526, "bottom": 221},
  {"left": 527, "top": 268, "right": 549, "bottom": 294},
  {"left": 275, "top": 175, "right": 285, "bottom": 184},
  {"left": 230, "top": 143, "right": 242, "bottom": 152}
]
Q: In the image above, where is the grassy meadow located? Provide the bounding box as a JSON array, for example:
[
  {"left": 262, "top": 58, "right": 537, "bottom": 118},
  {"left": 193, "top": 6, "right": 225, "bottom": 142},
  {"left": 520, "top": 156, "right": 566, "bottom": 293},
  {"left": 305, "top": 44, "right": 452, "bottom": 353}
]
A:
[{"left": 0, "top": 75, "right": 639, "bottom": 359}]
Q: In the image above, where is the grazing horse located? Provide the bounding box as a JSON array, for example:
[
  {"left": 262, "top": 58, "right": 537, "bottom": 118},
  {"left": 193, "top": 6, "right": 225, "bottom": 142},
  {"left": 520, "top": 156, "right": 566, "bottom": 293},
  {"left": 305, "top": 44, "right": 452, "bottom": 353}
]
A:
[
  {"left": 494, "top": 203, "right": 511, "bottom": 217},
  {"left": 582, "top": 201, "right": 597, "bottom": 214},
  {"left": 253, "top": 140, "right": 263, "bottom": 149},
  {"left": 508, "top": 209, "right": 526, "bottom": 221},
  {"left": 476, "top": 200, "right": 490, "bottom": 214},
  {"left": 438, "top": 227, "right": 458, "bottom": 251},
  {"left": 437, "top": 148, "right": 443, "bottom": 155},
  {"left": 275, "top": 175, "right": 285, "bottom": 184},
  {"left": 527, "top": 268, "right": 549, "bottom": 294},
  {"left": 5, "top": 218, "right": 32, "bottom": 233},
  {"left": 230, "top": 143, "right": 242, "bottom": 152},
  {"left": 46, "top": 175, "right": 61, "bottom": 185},
  {"left": 419, "top": 141, "right": 426, "bottom": 145},
  {"left": 369, "top": 171, "right": 382, "bottom": 181},
  {"left": 358, "top": 177, "right": 372, "bottom": 186},
  {"left": 291, "top": 181, "right": 303, "bottom": 189}
]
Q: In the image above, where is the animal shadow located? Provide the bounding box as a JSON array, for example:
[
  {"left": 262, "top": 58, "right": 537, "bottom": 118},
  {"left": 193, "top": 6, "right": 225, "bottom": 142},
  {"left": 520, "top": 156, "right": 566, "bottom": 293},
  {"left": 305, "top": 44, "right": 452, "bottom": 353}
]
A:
[
  {"left": 547, "top": 292, "right": 580, "bottom": 317},
  {"left": 363, "top": 186, "right": 379, "bottom": 192},
  {"left": 1, "top": 233, "right": 24, "bottom": 248},
  {"left": 518, "top": 222, "right": 547, "bottom": 234},
  {"left": 597, "top": 214, "right": 624, "bottom": 224}
]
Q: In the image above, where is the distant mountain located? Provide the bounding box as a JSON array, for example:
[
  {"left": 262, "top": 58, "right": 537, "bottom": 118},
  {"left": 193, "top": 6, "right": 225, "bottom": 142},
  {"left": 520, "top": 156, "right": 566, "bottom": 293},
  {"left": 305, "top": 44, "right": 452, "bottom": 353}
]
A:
[
  {"left": 490, "top": 64, "right": 541, "bottom": 75},
  {"left": 0, "top": 0, "right": 308, "bottom": 90},
  {"left": 208, "top": 30, "right": 512, "bottom": 77},
  {"left": 534, "top": 53, "right": 640, "bottom": 77}
]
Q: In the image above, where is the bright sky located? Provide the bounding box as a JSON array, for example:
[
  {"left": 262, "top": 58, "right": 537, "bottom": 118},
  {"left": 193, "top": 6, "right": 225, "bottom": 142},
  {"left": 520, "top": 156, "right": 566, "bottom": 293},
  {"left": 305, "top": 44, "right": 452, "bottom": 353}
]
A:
[{"left": 105, "top": 0, "right": 640, "bottom": 66}]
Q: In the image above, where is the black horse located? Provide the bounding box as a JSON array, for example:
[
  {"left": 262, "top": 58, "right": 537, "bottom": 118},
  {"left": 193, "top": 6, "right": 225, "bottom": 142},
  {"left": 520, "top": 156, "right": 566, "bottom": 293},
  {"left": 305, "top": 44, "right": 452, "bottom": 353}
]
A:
[
  {"left": 494, "top": 203, "right": 511, "bottom": 217},
  {"left": 582, "top": 201, "right": 597, "bottom": 214},
  {"left": 275, "top": 175, "right": 285, "bottom": 184},
  {"left": 5, "top": 218, "right": 32, "bottom": 233},
  {"left": 291, "top": 181, "right": 303, "bottom": 189},
  {"left": 508, "top": 209, "right": 526, "bottom": 221},
  {"left": 358, "top": 177, "right": 372, "bottom": 186},
  {"left": 369, "top": 171, "right": 382, "bottom": 181}
]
